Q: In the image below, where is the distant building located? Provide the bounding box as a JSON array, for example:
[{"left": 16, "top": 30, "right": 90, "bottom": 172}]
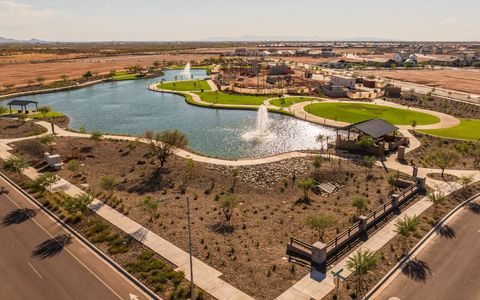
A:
[
  {"left": 331, "top": 75, "right": 356, "bottom": 89},
  {"left": 321, "top": 48, "right": 335, "bottom": 57},
  {"left": 269, "top": 64, "right": 291, "bottom": 75},
  {"left": 394, "top": 52, "right": 417, "bottom": 65}
]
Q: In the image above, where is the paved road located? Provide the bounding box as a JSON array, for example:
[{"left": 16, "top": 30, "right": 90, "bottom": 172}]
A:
[
  {"left": 373, "top": 197, "right": 480, "bottom": 300},
  {"left": 0, "top": 176, "right": 151, "bottom": 300}
]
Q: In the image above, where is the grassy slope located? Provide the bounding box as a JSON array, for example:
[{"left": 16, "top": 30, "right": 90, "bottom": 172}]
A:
[
  {"left": 30, "top": 111, "right": 65, "bottom": 119},
  {"left": 270, "top": 97, "right": 314, "bottom": 107},
  {"left": 158, "top": 80, "right": 211, "bottom": 91},
  {"left": 195, "top": 91, "right": 270, "bottom": 105},
  {"left": 112, "top": 71, "right": 143, "bottom": 81},
  {"left": 418, "top": 119, "right": 480, "bottom": 141},
  {"left": 304, "top": 102, "right": 440, "bottom": 125}
]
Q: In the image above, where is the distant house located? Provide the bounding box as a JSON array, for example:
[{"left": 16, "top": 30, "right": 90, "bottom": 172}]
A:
[
  {"left": 331, "top": 75, "right": 356, "bottom": 89},
  {"left": 461, "top": 51, "right": 479, "bottom": 64},
  {"left": 394, "top": 52, "right": 417, "bottom": 65},
  {"left": 269, "top": 64, "right": 291, "bottom": 75},
  {"left": 321, "top": 48, "right": 335, "bottom": 57}
]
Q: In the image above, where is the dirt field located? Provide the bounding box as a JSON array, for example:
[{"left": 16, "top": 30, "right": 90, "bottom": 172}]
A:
[
  {"left": 10, "top": 136, "right": 404, "bottom": 299},
  {"left": 360, "top": 69, "right": 480, "bottom": 94},
  {"left": 0, "top": 53, "right": 88, "bottom": 64},
  {"left": 0, "top": 53, "right": 216, "bottom": 87},
  {"left": 0, "top": 119, "right": 47, "bottom": 138}
]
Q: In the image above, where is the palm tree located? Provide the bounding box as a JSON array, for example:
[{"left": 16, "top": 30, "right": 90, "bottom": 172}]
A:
[
  {"left": 427, "top": 192, "right": 446, "bottom": 220},
  {"left": 3, "top": 156, "right": 29, "bottom": 181},
  {"left": 394, "top": 215, "right": 419, "bottom": 253},
  {"left": 351, "top": 196, "right": 368, "bottom": 218},
  {"left": 346, "top": 249, "right": 378, "bottom": 297},
  {"left": 306, "top": 213, "right": 337, "bottom": 242},
  {"left": 457, "top": 174, "right": 474, "bottom": 194}
]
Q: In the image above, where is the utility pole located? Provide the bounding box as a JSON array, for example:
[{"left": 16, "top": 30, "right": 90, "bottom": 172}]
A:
[{"left": 158, "top": 194, "right": 195, "bottom": 299}]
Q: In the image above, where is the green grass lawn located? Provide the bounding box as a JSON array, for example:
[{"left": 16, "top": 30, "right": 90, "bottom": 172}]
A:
[
  {"left": 112, "top": 71, "right": 144, "bottom": 81},
  {"left": 158, "top": 80, "right": 211, "bottom": 91},
  {"left": 168, "top": 65, "right": 213, "bottom": 71},
  {"left": 30, "top": 111, "right": 65, "bottom": 119},
  {"left": 270, "top": 97, "right": 314, "bottom": 107},
  {"left": 194, "top": 91, "right": 270, "bottom": 105},
  {"left": 304, "top": 102, "right": 440, "bottom": 125},
  {"left": 418, "top": 119, "right": 480, "bottom": 141}
]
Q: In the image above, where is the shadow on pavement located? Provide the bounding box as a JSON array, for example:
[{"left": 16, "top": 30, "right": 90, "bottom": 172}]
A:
[
  {"left": 127, "top": 227, "right": 149, "bottom": 244},
  {"left": 401, "top": 259, "right": 432, "bottom": 282},
  {"left": 1, "top": 208, "right": 37, "bottom": 227},
  {"left": 31, "top": 234, "right": 72, "bottom": 259},
  {"left": 435, "top": 224, "right": 456, "bottom": 239},
  {"left": 467, "top": 202, "right": 480, "bottom": 214}
]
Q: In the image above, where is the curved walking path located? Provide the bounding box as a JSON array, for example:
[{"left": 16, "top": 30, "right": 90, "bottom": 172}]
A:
[{"left": 1, "top": 121, "right": 479, "bottom": 300}]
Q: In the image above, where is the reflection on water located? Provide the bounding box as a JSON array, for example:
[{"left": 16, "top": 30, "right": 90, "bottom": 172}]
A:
[{"left": 1, "top": 70, "right": 337, "bottom": 159}]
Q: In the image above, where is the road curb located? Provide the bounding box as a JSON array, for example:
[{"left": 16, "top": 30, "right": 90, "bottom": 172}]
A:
[
  {"left": 0, "top": 171, "right": 160, "bottom": 300},
  {"left": 363, "top": 191, "right": 480, "bottom": 299}
]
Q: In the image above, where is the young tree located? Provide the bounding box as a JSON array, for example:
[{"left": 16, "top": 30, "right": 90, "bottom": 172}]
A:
[
  {"left": 428, "top": 149, "right": 457, "bottom": 179},
  {"left": 99, "top": 175, "right": 117, "bottom": 198},
  {"left": 90, "top": 130, "right": 103, "bottom": 140},
  {"left": 64, "top": 193, "right": 94, "bottom": 215},
  {"left": 218, "top": 194, "right": 240, "bottom": 225},
  {"left": 387, "top": 174, "right": 397, "bottom": 192},
  {"left": 351, "top": 196, "right": 368, "bottom": 218},
  {"left": 230, "top": 167, "right": 239, "bottom": 193},
  {"left": 66, "top": 159, "right": 81, "bottom": 177},
  {"left": 83, "top": 71, "right": 93, "bottom": 80},
  {"left": 346, "top": 249, "right": 378, "bottom": 297},
  {"left": 296, "top": 178, "right": 316, "bottom": 200},
  {"left": 427, "top": 192, "right": 446, "bottom": 220},
  {"left": 28, "top": 172, "right": 60, "bottom": 195},
  {"left": 36, "top": 76, "right": 46, "bottom": 85},
  {"left": 312, "top": 156, "right": 323, "bottom": 176},
  {"left": 144, "top": 129, "right": 188, "bottom": 170},
  {"left": 306, "top": 213, "right": 337, "bottom": 242},
  {"left": 38, "top": 134, "right": 55, "bottom": 153},
  {"left": 60, "top": 75, "right": 69, "bottom": 82},
  {"left": 362, "top": 156, "right": 376, "bottom": 179},
  {"left": 394, "top": 215, "right": 419, "bottom": 253},
  {"left": 3, "top": 156, "right": 29, "bottom": 180},
  {"left": 37, "top": 105, "right": 52, "bottom": 119},
  {"left": 139, "top": 196, "right": 159, "bottom": 226},
  {"left": 458, "top": 174, "right": 474, "bottom": 193}
]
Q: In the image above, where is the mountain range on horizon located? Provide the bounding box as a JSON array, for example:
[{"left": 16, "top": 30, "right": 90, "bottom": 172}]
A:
[{"left": 1, "top": 35, "right": 477, "bottom": 44}]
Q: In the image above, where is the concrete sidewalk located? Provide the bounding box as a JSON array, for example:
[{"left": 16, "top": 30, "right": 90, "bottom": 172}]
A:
[
  {"left": 0, "top": 144, "right": 254, "bottom": 300},
  {"left": 277, "top": 181, "right": 461, "bottom": 300}
]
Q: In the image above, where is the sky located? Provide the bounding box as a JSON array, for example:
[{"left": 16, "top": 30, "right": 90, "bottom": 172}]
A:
[{"left": 0, "top": 0, "right": 479, "bottom": 41}]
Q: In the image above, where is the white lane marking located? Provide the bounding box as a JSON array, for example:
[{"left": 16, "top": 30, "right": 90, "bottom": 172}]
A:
[
  {"left": 1, "top": 191, "right": 124, "bottom": 300},
  {"left": 28, "top": 262, "right": 43, "bottom": 278},
  {"left": 129, "top": 293, "right": 139, "bottom": 300}
]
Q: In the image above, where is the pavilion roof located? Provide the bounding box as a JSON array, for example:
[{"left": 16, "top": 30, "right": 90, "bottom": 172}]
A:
[
  {"left": 7, "top": 100, "right": 38, "bottom": 106},
  {"left": 342, "top": 119, "right": 398, "bottom": 139}
]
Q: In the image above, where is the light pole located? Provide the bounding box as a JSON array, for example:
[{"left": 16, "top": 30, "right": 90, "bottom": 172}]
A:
[{"left": 157, "top": 194, "right": 195, "bottom": 300}]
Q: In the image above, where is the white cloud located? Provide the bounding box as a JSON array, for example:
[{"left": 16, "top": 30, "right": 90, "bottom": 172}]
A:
[{"left": 0, "top": 1, "right": 58, "bottom": 18}]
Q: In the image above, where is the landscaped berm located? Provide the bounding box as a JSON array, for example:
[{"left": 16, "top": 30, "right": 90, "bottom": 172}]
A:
[{"left": 305, "top": 102, "right": 440, "bottom": 125}]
